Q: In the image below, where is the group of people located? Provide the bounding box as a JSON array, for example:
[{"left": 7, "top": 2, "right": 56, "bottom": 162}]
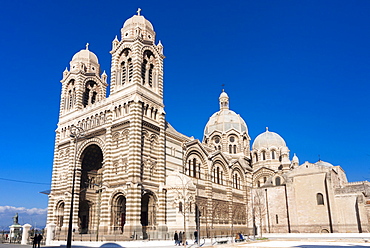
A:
[
  {"left": 32, "top": 234, "right": 43, "bottom": 248},
  {"left": 173, "top": 231, "right": 186, "bottom": 246},
  {"left": 174, "top": 230, "right": 198, "bottom": 246}
]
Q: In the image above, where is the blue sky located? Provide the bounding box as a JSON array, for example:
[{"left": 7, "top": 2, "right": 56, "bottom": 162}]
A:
[{"left": 0, "top": 0, "right": 369, "bottom": 228}]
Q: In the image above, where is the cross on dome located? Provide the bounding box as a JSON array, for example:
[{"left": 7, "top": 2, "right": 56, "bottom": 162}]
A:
[
  {"left": 86, "top": 43, "right": 89, "bottom": 50},
  {"left": 137, "top": 8, "right": 142, "bottom": 16}
]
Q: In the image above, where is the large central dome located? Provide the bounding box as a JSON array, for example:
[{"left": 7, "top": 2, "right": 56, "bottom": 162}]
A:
[{"left": 204, "top": 91, "right": 248, "bottom": 137}]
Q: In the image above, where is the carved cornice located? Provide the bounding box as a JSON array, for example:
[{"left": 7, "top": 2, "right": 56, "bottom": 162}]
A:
[{"left": 143, "top": 120, "right": 160, "bottom": 133}]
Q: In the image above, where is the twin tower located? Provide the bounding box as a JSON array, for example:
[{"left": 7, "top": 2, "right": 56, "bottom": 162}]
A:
[{"left": 47, "top": 11, "right": 169, "bottom": 240}]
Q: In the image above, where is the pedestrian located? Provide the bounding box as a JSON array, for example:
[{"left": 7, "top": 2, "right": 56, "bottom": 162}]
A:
[
  {"left": 178, "top": 231, "right": 183, "bottom": 246},
  {"left": 194, "top": 230, "right": 198, "bottom": 244},
  {"left": 174, "top": 231, "right": 179, "bottom": 246},
  {"left": 32, "top": 234, "right": 37, "bottom": 248},
  {"left": 182, "top": 231, "right": 186, "bottom": 246},
  {"left": 37, "top": 234, "right": 43, "bottom": 248}
]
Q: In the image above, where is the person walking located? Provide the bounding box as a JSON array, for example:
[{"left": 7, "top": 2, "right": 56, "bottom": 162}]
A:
[
  {"left": 32, "top": 234, "right": 37, "bottom": 248},
  {"left": 182, "top": 231, "right": 186, "bottom": 246},
  {"left": 36, "top": 234, "right": 43, "bottom": 248},
  {"left": 179, "top": 231, "right": 183, "bottom": 246},
  {"left": 174, "top": 231, "right": 179, "bottom": 246}
]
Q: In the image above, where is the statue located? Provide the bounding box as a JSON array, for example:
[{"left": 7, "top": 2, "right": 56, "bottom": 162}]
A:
[{"left": 12, "top": 213, "right": 19, "bottom": 225}]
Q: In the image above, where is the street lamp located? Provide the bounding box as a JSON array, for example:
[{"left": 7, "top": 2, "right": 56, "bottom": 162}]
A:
[{"left": 66, "top": 125, "right": 84, "bottom": 248}]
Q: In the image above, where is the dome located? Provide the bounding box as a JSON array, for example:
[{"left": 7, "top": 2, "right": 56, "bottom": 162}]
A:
[
  {"left": 204, "top": 90, "right": 248, "bottom": 136},
  {"left": 204, "top": 110, "right": 248, "bottom": 136},
  {"left": 71, "top": 44, "right": 99, "bottom": 65},
  {"left": 121, "top": 10, "right": 156, "bottom": 42},
  {"left": 252, "top": 128, "right": 286, "bottom": 150},
  {"left": 123, "top": 14, "right": 154, "bottom": 31},
  {"left": 315, "top": 160, "right": 333, "bottom": 167}
]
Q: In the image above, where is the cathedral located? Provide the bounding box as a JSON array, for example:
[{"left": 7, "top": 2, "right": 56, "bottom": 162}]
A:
[{"left": 46, "top": 11, "right": 370, "bottom": 242}]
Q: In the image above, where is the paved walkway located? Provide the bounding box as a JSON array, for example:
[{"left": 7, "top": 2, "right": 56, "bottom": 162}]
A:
[{"left": 1, "top": 238, "right": 369, "bottom": 248}]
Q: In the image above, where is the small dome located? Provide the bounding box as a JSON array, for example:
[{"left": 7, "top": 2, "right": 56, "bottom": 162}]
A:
[
  {"left": 71, "top": 45, "right": 99, "bottom": 65},
  {"left": 123, "top": 14, "right": 154, "bottom": 31},
  {"left": 315, "top": 160, "right": 333, "bottom": 167},
  {"left": 253, "top": 128, "right": 286, "bottom": 150},
  {"left": 292, "top": 153, "right": 299, "bottom": 163},
  {"left": 219, "top": 91, "right": 228, "bottom": 99}
]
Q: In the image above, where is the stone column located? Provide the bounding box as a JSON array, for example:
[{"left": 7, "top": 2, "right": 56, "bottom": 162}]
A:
[
  {"left": 45, "top": 223, "right": 56, "bottom": 246},
  {"left": 21, "top": 224, "right": 32, "bottom": 245}
]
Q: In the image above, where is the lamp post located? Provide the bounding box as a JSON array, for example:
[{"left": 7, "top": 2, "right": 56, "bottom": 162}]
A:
[{"left": 66, "top": 125, "right": 84, "bottom": 248}]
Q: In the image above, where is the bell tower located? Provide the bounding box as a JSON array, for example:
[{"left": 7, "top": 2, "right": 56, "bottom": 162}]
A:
[
  {"left": 108, "top": 9, "right": 167, "bottom": 238},
  {"left": 59, "top": 44, "right": 108, "bottom": 116},
  {"left": 110, "top": 8, "right": 164, "bottom": 98}
]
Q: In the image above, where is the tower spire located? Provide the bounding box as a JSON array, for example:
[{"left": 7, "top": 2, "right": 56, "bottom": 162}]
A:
[{"left": 219, "top": 90, "right": 229, "bottom": 110}]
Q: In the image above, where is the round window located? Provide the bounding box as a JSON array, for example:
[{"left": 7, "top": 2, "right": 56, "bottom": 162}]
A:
[
  {"left": 215, "top": 137, "right": 220, "bottom": 144},
  {"left": 229, "top": 136, "right": 235, "bottom": 142}
]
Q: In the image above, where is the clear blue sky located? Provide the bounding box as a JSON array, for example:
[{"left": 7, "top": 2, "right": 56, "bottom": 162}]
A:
[{"left": 0, "top": 0, "right": 369, "bottom": 225}]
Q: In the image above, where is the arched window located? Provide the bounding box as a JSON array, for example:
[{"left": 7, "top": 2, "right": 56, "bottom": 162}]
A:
[
  {"left": 233, "top": 172, "right": 241, "bottom": 189},
  {"left": 187, "top": 160, "right": 191, "bottom": 176},
  {"left": 120, "top": 49, "right": 133, "bottom": 85},
  {"left": 233, "top": 145, "right": 237, "bottom": 154},
  {"left": 271, "top": 150, "right": 276, "bottom": 160},
  {"left": 187, "top": 157, "right": 200, "bottom": 178},
  {"left": 193, "top": 158, "right": 197, "bottom": 178},
  {"left": 56, "top": 201, "right": 65, "bottom": 227},
  {"left": 262, "top": 151, "right": 266, "bottom": 160},
  {"left": 229, "top": 145, "right": 232, "bottom": 154},
  {"left": 179, "top": 202, "right": 183, "bottom": 212},
  {"left": 142, "top": 50, "right": 155, "bottom": 86},
  {"left": 254, "top": 153, "right": 258, "bottom": 162},
  {"left": 317, "top": 193, "right": 324, "bottom": 205},
  {"left": 213, "top": 165, "right": 224, "bottom": 185},
  {"left": 275, "top": 177, "right": 281, "bottom": 186},
  {"left": 83, "top": 80, "right": 98, "bottom": 107},
  {"left": 65, "top": 80, "right": 75, "bottom": 110},
  {"left": 217, "top": 167, "right": 220, "bottom": 184}
]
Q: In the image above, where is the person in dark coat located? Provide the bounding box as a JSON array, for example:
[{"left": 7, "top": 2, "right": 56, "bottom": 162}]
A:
[
  {"left": 36, "top": 234, "right": 43, "bottom": 248},
  {"left": 174, "top": 231, "right": 179, "bottom": 246},
  {"left": 32, "top": 234, "right": 37, "bottom": 248},
  {"left": 178, "top": 231, "right": 183, "bottom": 246}
]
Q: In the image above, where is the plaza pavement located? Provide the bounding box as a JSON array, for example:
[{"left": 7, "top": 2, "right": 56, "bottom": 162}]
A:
[{"left": 1, "top": 237, "right": 370, "bottom": 248}]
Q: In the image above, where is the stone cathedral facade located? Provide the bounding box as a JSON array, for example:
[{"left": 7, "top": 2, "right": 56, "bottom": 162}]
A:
[{"left": 46, "top": 12, "right": 370, "bottom": 242}]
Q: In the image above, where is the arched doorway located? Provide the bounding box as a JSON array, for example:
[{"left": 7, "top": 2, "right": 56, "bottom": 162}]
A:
[
  {"left": 112, "top": 194, "right": 126, "bottom": 233},
  {"left": 141, "top": 191, "right": 156, "bottom": 239},
  {"left": 78, "top": 144, "right": 103, "bottom": 234},
  {"left": 56, "top": 201, "right": 64, "bottom": 228}
]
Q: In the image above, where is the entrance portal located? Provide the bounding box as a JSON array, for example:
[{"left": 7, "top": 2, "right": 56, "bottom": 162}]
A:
[
  {"left": 112, "top": 195, "right": 126, "bottom": 233},
  {"left": 141, "top": 192, "right": 156, "bottom": 239},
  {"left": 78, "top": 144, "right": 103, "bottom": 234}
]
